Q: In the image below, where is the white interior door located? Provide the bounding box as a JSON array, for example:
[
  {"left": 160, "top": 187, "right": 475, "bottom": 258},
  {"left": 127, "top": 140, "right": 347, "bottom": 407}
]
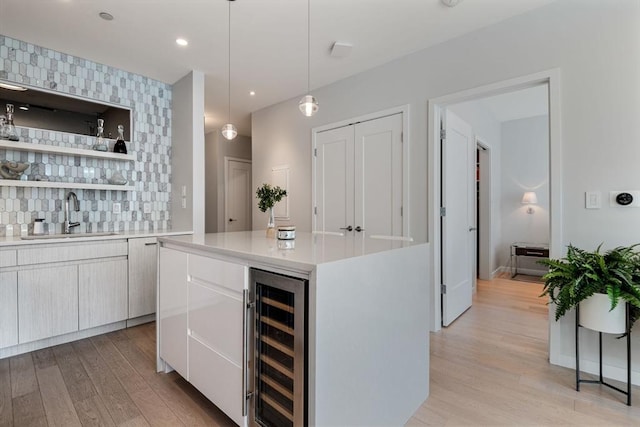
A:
[
  {"left": 354, "top": 113, "right": 403, "bottom": 236},
  {"left": 315, "top": 126, "right": 354, "bottom": 233},
  {"left": 441, "top": 110, "right": 474, "bottom": 326},
  {"left": 225, "top": 159, "right": 252, "bottom": 232}
]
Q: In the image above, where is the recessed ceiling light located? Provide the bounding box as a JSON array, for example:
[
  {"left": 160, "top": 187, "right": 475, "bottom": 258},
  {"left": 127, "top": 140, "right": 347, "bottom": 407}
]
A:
[
  {"left": 176, "top": 38, "right": 189, "bottom": 47},
  {"left": 98, "top": 12, "right": 114, "bottom": 21},
  {"left": 0, "top": 83, "right": 27, "bottom": 91},
  {"left": 19, "top": 104, "right": 29, "bottom": 111},
  {"left": 249, "top": 91, "right": 256, "bottom": 96}
]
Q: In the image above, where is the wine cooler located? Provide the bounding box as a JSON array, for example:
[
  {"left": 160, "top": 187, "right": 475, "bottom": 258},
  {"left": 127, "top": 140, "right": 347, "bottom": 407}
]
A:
[{"left": 247, "top": 269, "right": 307, "bottom": 427}]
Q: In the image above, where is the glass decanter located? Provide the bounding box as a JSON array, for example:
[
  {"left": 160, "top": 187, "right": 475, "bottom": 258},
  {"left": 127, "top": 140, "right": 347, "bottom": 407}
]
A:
[
  {"left": 4, "top": 104, "right": 19, "bottom": 141},
  {"left": 113, "top": 124, "right": 127, "bottom": 154},
  {"left": 93, "top": 118, "right": 108, "bottom": 151}
]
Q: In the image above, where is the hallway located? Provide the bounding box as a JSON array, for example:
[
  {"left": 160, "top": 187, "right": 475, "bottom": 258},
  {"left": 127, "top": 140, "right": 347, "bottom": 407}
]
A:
[{"left": 408, "top": 276, "right": 640, "bottom": 425}]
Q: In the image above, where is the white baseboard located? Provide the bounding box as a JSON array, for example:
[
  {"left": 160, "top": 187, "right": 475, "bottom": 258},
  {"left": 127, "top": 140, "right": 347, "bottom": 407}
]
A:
[{"left": 555, "top": 354, "right": 640, "bottom": 386}]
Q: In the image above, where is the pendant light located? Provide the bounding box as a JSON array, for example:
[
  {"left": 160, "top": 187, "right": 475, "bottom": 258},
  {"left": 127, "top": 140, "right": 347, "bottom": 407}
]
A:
[
  {"left": 222, "top": 0, "right": 237, "bottom": 140},
  {"left": 299, "top": 0, "right": 318, "bottom": 117}
]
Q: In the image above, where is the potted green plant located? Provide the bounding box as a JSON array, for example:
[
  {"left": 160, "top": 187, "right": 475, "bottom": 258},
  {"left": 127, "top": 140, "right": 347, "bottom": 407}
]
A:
[
  {"left": 539, "top": 244, "right": 640, "bottom": 335},
  {"left": 256, "top": 183, "right": 287, "bottom": 237}
]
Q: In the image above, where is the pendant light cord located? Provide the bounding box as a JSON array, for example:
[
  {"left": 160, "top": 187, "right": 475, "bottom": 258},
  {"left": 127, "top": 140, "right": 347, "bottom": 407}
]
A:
[
  {"left": 307, "top": 0, "right": 311, "bottom": 95},
  {"left": 228, "top": 0, "right": 232, "bottom": 123}
]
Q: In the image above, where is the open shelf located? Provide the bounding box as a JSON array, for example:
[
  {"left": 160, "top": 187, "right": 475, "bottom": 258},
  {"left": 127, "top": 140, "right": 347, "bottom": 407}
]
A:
[
  {"left": 0, "top": 179, "right": 135, "bottom": 191},
  {"left": 0, "top": 139, "right": 135, "bottom": 161}
]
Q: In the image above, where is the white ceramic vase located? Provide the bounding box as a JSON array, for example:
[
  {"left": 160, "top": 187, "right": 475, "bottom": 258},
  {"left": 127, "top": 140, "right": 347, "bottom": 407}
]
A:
[{"left": 579, "top": 293, "right": 626, "bottom": 334}]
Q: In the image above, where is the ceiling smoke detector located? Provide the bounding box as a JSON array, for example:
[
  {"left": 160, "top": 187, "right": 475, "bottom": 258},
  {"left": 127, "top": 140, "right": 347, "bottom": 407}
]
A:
[{"left": 441, "top": 0, "right": 462, "bottom": 7}]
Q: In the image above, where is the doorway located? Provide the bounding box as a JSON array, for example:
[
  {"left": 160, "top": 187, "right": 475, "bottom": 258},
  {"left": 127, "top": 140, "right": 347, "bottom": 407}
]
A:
[
  {"left": 428, "top": 69, "right": 562, "bottom": 342},
  {"left": 224, "top": 157, "right": 252, "bottom": 232}
]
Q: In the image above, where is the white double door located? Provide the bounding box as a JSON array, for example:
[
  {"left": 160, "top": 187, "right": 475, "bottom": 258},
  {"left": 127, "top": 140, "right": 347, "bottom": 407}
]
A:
[{"left": 314, "top": 113, "right": 403, "bottom": 236}]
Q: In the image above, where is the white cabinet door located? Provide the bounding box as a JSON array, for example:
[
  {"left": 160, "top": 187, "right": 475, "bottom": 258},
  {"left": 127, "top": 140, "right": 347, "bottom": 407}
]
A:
[
  {"left": 79, "top": 259, "right": 128, "bottom": 330},
  {"left": 128, "top": 237, "right": 158, "bottom": 318},
  {"left": 314, "top": 113, "right": 404, "bottom": 236},
  {"left": 158, "top": 247, "right": 189, "bottom": 379},
  {"left": 0, "top": 271, "right": 18, "bottom": 348},
  {"left": 18, "top": 265, "right": 79, "bottom": 343}
]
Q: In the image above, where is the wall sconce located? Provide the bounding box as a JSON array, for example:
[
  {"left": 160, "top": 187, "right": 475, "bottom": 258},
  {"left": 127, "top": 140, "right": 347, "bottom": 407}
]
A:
[{"left": 522, "top": 191, "right": 538, "bottom": 214}]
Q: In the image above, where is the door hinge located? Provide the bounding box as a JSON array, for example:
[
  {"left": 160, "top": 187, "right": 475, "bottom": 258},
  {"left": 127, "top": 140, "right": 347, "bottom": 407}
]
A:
[
  {"left": 314, "top": 206, "right": 317, "bottom": 215},
  {"left": 441, "top": 284, "right": 447, "bottom": 294},
  {"left": 314, "top": 148, "right": 317, "bottom": 157},
  {"left": 400, "top": 131, "right": 403, "bottom": 143},
  {"left": 400, "top": 206, "right": 403, "bottom": 217},
  {"left": 440, "top": 129, "right": 446, "bottom": 140},
  {"left": 440, "top": 207, "right": 446, "bottom": 217}
]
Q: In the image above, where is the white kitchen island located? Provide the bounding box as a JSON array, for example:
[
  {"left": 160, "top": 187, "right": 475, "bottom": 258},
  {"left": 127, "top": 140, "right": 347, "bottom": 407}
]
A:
[{"left": 157, "top": 231, "right": 429, "bottom": 426}]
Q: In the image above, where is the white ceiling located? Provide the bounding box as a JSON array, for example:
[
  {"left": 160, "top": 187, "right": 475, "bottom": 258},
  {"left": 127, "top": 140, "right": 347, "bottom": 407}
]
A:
[{"left": 0, "top": 0, "right": 557, "bottom": 136}]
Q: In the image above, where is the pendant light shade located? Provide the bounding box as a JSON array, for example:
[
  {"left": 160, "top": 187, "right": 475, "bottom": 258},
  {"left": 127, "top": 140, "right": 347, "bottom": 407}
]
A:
[
  {"left": 222, "top": 0, "right": 237, "bottom": 140},
  {"left": 299, "top": 94, "right": 318, "bottom": 117},
  {"left": 299, "top": 0, "right": 318, "bottom": 117},
  {"left": 221, "top": 123, "right": 238, "bottom": 140}
]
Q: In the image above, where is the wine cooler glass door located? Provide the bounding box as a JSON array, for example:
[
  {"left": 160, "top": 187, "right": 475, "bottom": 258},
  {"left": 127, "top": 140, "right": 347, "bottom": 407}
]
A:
[{"left": 251, "top": 269, "right": 305, "bottom": 427}]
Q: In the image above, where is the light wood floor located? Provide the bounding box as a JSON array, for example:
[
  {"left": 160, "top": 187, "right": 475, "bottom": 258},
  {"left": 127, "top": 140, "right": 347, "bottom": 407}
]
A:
[
  {"left": 2, "top": 277, "right": 640, "bottom": 426},
  {"left": 407, "top": 275, "right": 640, "bottom": 426},
  {"left": 0, "top": 324, "right": 236, "bottom": 427}
]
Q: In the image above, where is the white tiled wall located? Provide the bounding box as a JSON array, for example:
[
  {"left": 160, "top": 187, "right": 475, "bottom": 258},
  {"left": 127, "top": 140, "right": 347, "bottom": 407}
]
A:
[{"left": 0, "top": 35, "right": 172, "bottom": 236}]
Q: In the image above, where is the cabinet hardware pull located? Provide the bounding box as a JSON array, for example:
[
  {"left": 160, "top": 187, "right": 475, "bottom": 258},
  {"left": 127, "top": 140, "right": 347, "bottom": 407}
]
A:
[
  {"left": 355, "top": 226, "right": 365, "bottom": 232},
  {"left": 229, "top": 218, "right": 237, "bottom": 222},
  {"left": 144, "top": 242, "right": 157, "bottom": 246},
  {"left": 339, "top": 225, "right": 353, "bottom": 231},
  {"left": 469, "top": 227, "right": 477, "bottom": 231}
]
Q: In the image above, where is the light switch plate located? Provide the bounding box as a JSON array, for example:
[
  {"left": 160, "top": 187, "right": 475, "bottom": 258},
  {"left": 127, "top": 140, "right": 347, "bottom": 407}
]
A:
[
  {"left": 113, "top": 202, "right": 121, "bottom": 214},
  {"left": 585, "top": 191, "right": 601, "bottom": 209}
]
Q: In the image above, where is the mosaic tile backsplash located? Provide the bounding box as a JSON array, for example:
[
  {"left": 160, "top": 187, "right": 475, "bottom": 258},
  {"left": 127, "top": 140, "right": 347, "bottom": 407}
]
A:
[{"left": 0, "top": 35, "right": 172, "bottom": 236}]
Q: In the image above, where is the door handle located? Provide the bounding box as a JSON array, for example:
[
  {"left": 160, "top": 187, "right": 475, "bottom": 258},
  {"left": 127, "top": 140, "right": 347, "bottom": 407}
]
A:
[
  {"left": 469, "top": 227, "right": 477, "bottom": 231},
  {"left": 229, "top": 218, "right": 237, "bottom": 222},
  {"left": 355, "top": 226, "right": 365, "bottom": 232},
  {"left": 339, "top": 226, "right": 353, "bottom": 232}
]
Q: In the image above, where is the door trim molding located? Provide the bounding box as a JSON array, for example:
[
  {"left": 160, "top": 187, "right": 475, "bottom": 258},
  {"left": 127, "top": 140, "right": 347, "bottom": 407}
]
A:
[
  {"left": 427, "top": 69, "right": 563, "bottom": 341},
  {"left": 311, "top": 104, "right": 411, "bottom": 237},
  {"left": 224, "top": 156, "right": 252, "bottom": 232}
]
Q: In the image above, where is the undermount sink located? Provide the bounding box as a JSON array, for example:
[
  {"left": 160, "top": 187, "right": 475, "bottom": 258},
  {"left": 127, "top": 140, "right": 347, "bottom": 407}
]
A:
[{"left": 21, "top": 232, "right": 119, "bottom": 240}]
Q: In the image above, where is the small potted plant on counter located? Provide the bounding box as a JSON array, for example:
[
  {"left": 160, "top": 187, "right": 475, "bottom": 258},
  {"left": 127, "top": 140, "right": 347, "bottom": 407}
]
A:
[
  {"left": 539, "top": 244, "right": 640, "bottom": 335},
  {"left": 256, "top": 183, "right": 287, "bottom": 237}
]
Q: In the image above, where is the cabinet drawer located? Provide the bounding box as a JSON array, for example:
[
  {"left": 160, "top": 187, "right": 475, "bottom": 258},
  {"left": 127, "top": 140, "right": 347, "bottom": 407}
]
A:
[
  {"left": 189, "top": 336, "right": 243, "bottom": 426},
  {"left": 0, "top": 249, "right": 17, "bottom": 268},
  {"left": 189, "top": 254, "right": 246, "bottom": 293},
  {"left": 188, "top": 280, "right": 243, "bottom": 364},
  {"left": 18, "top": 240, "right": 128, "bottom": 265},
  {"left": 514, "top": 247, "right": 549, "bottom": 257}
]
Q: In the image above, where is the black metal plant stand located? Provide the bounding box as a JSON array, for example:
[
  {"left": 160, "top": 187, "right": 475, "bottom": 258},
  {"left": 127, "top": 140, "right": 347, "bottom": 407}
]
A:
[{"left": 575, "top": 303, "right": 632, "bottom": 406}]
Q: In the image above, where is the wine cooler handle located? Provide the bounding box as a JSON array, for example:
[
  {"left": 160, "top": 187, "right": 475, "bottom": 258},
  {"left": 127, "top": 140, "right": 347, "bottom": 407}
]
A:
[{"left": 242, "top": 288, "right": 250, "bottom": 417}]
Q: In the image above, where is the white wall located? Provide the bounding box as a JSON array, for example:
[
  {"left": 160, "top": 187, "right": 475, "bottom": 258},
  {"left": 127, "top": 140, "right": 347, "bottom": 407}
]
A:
[
  {"left": 499, "top": 115, "right": 549, "bottom": 274},
  {"left": 204, "top": 130, "right": 252, "bottom": 233},
  {"left": 252, "top": 0, "right": 640, "bottom": 383},
  {"left": 447, "top": 102, "right": 503, "bottom": 278},
  {"left": 171, "top": 70, "right": 205, "bottom": 234}
]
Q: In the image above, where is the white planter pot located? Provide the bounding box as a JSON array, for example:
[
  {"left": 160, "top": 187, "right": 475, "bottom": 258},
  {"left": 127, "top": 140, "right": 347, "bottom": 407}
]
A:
[{"left": 579, "top": 293, "right": 627, "bottom": 334}]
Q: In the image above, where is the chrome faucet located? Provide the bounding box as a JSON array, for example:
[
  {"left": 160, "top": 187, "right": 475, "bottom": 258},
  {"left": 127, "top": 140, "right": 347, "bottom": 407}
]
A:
[{"left": 64, "top": 191, "right": 80, "bottom": 234}]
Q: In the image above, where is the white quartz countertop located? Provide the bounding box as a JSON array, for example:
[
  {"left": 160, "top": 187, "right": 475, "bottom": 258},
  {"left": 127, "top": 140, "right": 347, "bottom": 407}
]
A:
[
  {"left": 159, "top": 231, "right": 425, "bottom": 272},
  {"left": 0, "top": 230, "right": 192, "bottom": 247}
]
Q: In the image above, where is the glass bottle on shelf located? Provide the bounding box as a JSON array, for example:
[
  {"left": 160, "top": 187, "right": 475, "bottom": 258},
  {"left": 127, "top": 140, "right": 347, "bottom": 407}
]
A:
[
  {"left": 113, "top": 124, "right": 127, "bottom": 154},
  {"left": 4, "top": 104, "right": 19, "bottom": 141},
  {"left": 93, "top": 118, "right": 108, "bottom": 151}
]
